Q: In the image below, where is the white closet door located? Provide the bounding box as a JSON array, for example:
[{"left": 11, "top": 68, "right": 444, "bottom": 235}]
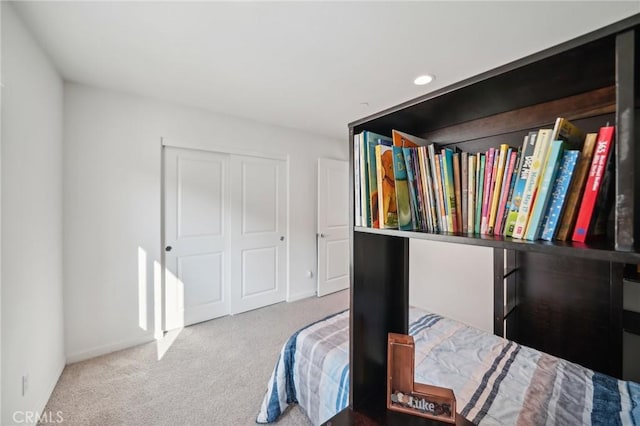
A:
[
  {"left": 164, "top": 147, "right": 230, "bottom": 329},
  {"left": 317, "top": 158, "right": 350, "bottom": 296},
  {"left": 229, "top": 155, "right": 287, "bottom": 314}
]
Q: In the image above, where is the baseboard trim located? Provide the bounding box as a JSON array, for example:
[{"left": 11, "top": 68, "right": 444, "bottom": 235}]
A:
[
  {"left": 66, "top": 333, "right": 154, "bottom": 364},
  {"left": 287, "top": 289, "right": 316, "bottom": 302}
]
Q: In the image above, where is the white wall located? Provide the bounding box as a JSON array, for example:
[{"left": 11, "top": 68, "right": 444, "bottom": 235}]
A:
[
  {"left": 409, "top": 239, "right": 493, "bottom": 333},
  {"left": 1, "top": 4, "right": 65, "bottom": 425},
  {"left": 63, "top": 83, "right": 347, "bottom": 362}
]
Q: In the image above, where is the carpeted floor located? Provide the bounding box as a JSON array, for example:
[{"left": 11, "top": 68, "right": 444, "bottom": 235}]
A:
[{"left": 43, "top": 290, "right": 349, "bottom": 426}]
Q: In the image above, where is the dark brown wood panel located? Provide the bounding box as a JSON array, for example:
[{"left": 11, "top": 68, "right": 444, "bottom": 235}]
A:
[
  {"left": 508, "top": 252, "right": 621, "bottom": 377},
  {"left": 444, "top": 113, "right": 616, "bottom": 154},
  {"left": 351, "top": 232, "right": 409, "bottom": 411},
  {"left": 609, "top": 262, "right": 624, "bottom": 377},
  {"left": 353, "top": 35, "right": 616, "bottom": 138},
  {"left": 323, "top": 407, "right": 474, "bottom": 426},
  {"left": 422, "top": 87, "right": 615, "bottom": 144},
  {"left": 355, "top": 227, "right": 640, "bottom": 264},
  {"left": 493, "top": 248, "right": 505, "bottom": 336},
  {"left": 615, "top": 29, "right": 639, "bottom": 251},
  {"left": 504, "top": 250, "right": 519, "bottom": 336}
]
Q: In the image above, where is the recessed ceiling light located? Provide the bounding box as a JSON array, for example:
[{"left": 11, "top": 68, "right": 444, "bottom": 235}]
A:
[{"left": 414, "top": 74, "right": 435, "bottom": 86}]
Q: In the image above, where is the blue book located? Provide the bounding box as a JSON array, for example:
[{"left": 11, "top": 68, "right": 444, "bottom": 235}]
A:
[
  {"left": 540, "top": 150, "right": 580, "bottom": 241},
  {"left": 403, "top": 147, "right": 421, "bottom": 230},
  {"left": 442, "top": 149, "right": 456, "bottom": 232},
  {"left": 504, "top": 131, "right": 538, "bottom": 237},
  {"left": 524, "top": 140, "right": 565, "bottom": 241},
  {"left": 439, "top": 154, "right": 448, "bottom": 222},
  {"left": 392, "top": 146, "right": 413, "bottom": 230}
]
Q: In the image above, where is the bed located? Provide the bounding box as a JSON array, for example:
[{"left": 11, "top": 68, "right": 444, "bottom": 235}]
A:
[{"left": 256, "top": 307, "right": 640, "bottom": 425}]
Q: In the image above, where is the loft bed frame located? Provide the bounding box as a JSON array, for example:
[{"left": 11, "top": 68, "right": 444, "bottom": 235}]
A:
[{"left": 345, "top": 13, "right": 640, "bottom": 424}]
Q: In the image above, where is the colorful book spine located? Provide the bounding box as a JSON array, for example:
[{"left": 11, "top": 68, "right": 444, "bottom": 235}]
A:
[
  {"left": 419, "top": 147, "right": 438, "bottom": 232},
  {"left": 572, "top": 126, "right": 615, "bottom": 242},
  {"left": 495, "top": 150, "right": 517, "bottom": 236},
  {"left": 390, "top": 129, "right": 431, "bottom": 230},
  {"left": 453, "top": 152, "right": 463, "bottom": 233},
  {"left": 412, "top": 149, "right": 426, "bottom": 230},
  {"left": 589, "top": 141, "right": 616, "bottom": 239},
  {"left": 392, "top": 146, "right": 413, "bottom": 231},
  {"left": 439, "top": 153, "right": 449, "bottom": 231},
  {"left": 433, "top": 153, "right": 447, "bottom": 232},
  {"left": 498, "top": 150, "right": 521, "bottom": 236},
  {"left": 428, "top": 145, "right": 445, "bottom": 232},
  {"left": 504, "top": 132, "right": 537, "bottom": 237},
  {"left": 442, "top": 149, "right": 457, "bottom": 232},
  {"left": 475, "top": 154, "right": 485, "bottom": 235},
  {"left": 411, "top": 147, "right": 431, "bottom": 231},
  {"left": 467, "top": 154, "right": 476, "bottom": 234},
  {"left": 403, "top": 147, "right": 421, "bottom": 230},
  {"left": 552, "top": 117, "right": 585, "bottom": 149},
  {"left": 512, "top": 129, "right": 552, "bottom": 239},
  {"left": 556, "top": 133, "right": 598, "bottom": 240},
  {"left": 360, "top": 133, "right": 369, "bottom": 226},
  {"left": 480, "top": 147, "right": 495, "bottom": 234},
  {"left": 365, "top": 133, "right": 392, "bottom": 228},
  {"left": 417, "top": 147, "right": 432, "bottom": 231},
  {"left": 375, "top": 144, "right": 398, "bottom": 229},
  {"left": 461, "top": 152, "right": 468, "bottom": 234},
  {"left": 417, "top": 147, "right": 430, "bottom": 230},
  {"left": 524, "top": 140, "right": 565, "bottom": 241},
  {"left": 488, "top": 144, "right": 509, "bottom": 235},
  {"left": 354, "top": 133, "right": 362, "bottom": 226},
  {"left": 540, "top": 150, "right": 580, "bottom": 241}
]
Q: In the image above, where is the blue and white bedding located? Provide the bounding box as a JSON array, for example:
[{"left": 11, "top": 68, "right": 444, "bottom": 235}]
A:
[{"left": 257, "top": 307, "right": 640, "bottom": 425}]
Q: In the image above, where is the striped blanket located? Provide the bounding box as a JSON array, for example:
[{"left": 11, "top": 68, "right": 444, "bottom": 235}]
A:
[{"left": 257, "top": 307, "right": 640, "bottom": 425}]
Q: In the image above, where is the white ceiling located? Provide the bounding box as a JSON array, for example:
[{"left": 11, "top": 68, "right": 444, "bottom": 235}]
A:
[{"left": 11, "top": 1, "right": 640, "bottom": 140}]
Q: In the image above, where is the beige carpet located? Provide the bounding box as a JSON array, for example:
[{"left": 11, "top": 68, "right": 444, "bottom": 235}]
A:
[{"left": 43, "top": 290, "right": 349, "bottom": 426}]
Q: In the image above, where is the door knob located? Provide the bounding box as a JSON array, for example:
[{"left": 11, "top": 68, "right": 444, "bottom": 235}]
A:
[
  {"left": 165, "top": 246, "right": 172, "bottom": 252},
  {"left": 280, "top": 236, "right": 285, "bottom": 241},
  {"left": 319, "top": 233, "right": 326, "bottom": 238}
]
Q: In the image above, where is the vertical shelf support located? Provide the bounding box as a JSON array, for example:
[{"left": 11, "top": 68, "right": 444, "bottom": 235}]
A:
[
  {"left": 609, "top": 262, "right": 624, "bottom": 378},
  {"left": 350, "top": 232, "right": 409, "bottom": 413},
  {"left": 615, "top": 29, "right": 638, "bottom": 251},
  {"left": 504, "top": 250, "right": 519, "bottom": 341},
  {"left": 493, "top": 248, "right": 505, "bottom": 337}
]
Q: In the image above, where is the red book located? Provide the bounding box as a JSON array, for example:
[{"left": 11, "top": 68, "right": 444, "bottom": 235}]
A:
[{"left": 571, "top": 126, "right": 615, "bottom": 243}]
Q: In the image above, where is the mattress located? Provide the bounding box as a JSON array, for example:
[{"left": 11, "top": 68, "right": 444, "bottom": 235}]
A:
[{"left": 256, "top": 307, "right": 640, "bottom": 425}]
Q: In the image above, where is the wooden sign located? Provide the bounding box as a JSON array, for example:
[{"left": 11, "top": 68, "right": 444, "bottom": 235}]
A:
[{"left": 387, "top": 333, "right": 456, "bottom": 423}]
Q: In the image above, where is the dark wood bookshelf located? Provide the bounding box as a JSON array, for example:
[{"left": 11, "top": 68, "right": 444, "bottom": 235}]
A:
[
  {"left": 355, "top": 227, "right": 640, "bottom": 264},
  {"left": 624, "top": 262, "right": 640, "bottom": 282},
  {"left": 323, "top": 407, "right": 474, "bottom": 426},
  {"left": 345, "top": 13, "right": 640, "bottom": 424}
]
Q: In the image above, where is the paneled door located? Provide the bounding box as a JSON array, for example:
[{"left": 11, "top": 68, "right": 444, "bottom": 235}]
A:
[
  {"left": 229, "top": 155, "right": 287, "bottom": 314},
  {"left": 317, "top": 158, "right": 349, "bottom": 296},
  {"left": 164, "top": 147, "right": 230, "bottom": 330}
]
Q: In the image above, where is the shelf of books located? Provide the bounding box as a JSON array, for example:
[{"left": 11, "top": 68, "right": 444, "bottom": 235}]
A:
[{"left": 353, "top": 119, "right": 640, "bottom": 263}]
